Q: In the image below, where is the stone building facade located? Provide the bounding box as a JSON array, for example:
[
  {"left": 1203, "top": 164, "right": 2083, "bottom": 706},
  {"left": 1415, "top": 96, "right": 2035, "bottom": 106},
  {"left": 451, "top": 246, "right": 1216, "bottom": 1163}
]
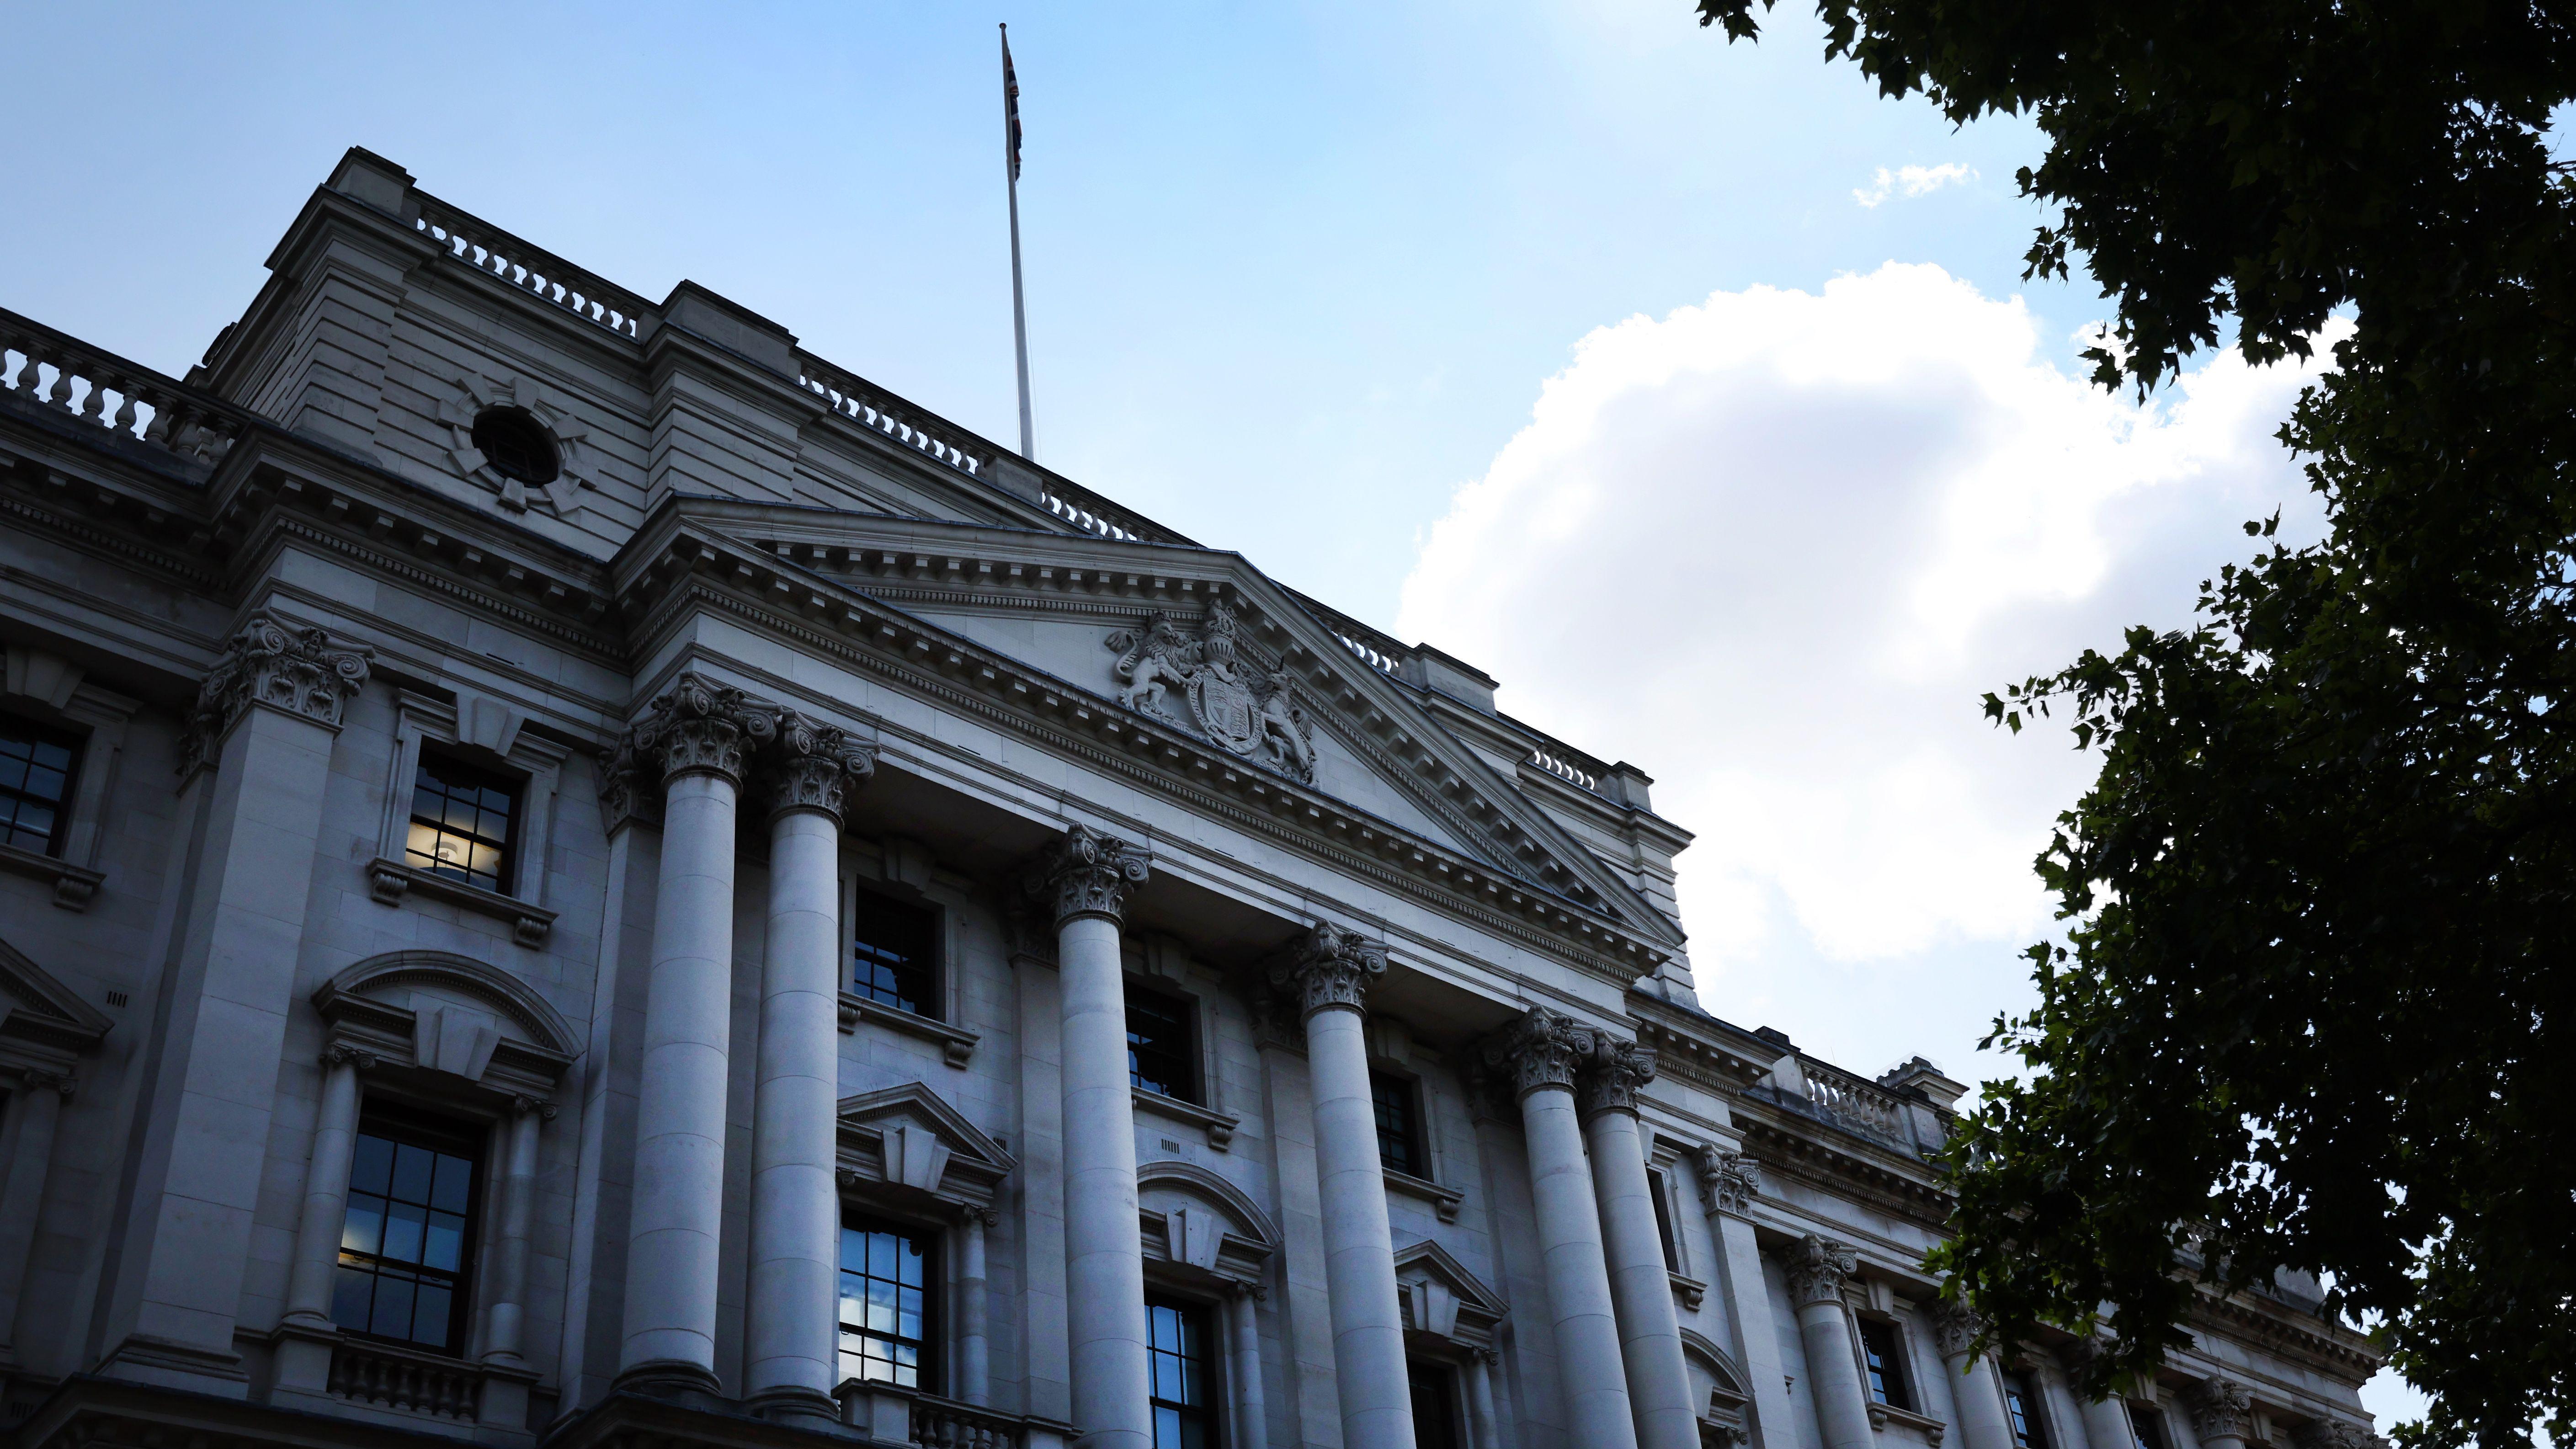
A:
[{"left": 0, "top": 150, "right": 2379, "bottom": 1449}]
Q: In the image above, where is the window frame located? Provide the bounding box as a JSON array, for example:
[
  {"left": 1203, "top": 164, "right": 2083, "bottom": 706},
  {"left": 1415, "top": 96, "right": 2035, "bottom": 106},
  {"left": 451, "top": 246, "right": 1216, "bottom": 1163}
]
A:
[
  {"left": 1144, "top": 1291, "right": 1221, "bottom": 1449},
  {"left": 0, "top": 712, "right": 83, "bottom": 858},
  {"left": 846, "top": 882, "right": 943, "bottom": 1022},
  {"left": 1369, "top": 1068, "right": 1428, "bottom": 1179},
  {"left": 0, "top": 650, "right": 137, "bottom": 912},
  {"left": 837, "top": 1210, "right": 942, "bottom": 1395},
  {"left": 2005, "top": 1373, "right": 2053, "bottom": 1449},
  {"left": 1407, "top": 1357, "right": 1467, "bottom": 1449},
  {"left": 470, "top": 405, "right": 562, "bottom": 486},
  {"left": 2132, "top": 1399, "right": 2173, "bottom": 1449},
  {"left": 332, "top": 1104, "right": 486, "bottom": 1358},
  {"left": 1125, "top": 984, "right": 1202, "bottom": 1106},
  {"left": 1858, "top": 1317, "right": 1915, "bottom": 1412},
  {"left": 374, "top": 689, "right": 564, "bottom": 915},
  {"left": 404, "top": 746, "right": 523, "bottom": 897}
]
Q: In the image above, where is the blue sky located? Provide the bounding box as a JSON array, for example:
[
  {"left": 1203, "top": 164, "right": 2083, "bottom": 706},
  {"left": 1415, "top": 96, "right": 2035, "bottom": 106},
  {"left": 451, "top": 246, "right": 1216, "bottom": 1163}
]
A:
[{"left": 1, "top": 2, "right": 2419, "bottom": 1422}]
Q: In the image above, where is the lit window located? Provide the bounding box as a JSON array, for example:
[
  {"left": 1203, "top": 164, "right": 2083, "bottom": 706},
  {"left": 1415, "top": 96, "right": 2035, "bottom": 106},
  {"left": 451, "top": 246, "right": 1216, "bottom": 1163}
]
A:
[
  {"left": 1147, "top": 1296, "right": 1216, "bottom": 1449},
  {"left": 1370, "top": 1071, "right": 1425, "bottom": 1177},
  {"left": 405, "top": 753, "right": 517, "bottom": 893},
  {"left": 1859, "top": 1319, "right": 1913, "bottom": 1410},
  {"left": 851, "top": 890, "right": 937, "bottom": 1017},
  {"left": 335, "top": 1115, "right": 478, "bottom": 1354},
  {"left": 2007, "top": 1375, "right": 2052, "bottom": 1449},
  {"left": 839, "top": 1217, "right": 933, "bottom": 1390},
  {"left": 0, "top": 718, "right": 79, "bottom": 856},
  {"left": 1127, "top": 991, "right": 1197, "bottom": 1103},
  {"left": 471, "top": 407, "right": 559, "bottom": 485}
]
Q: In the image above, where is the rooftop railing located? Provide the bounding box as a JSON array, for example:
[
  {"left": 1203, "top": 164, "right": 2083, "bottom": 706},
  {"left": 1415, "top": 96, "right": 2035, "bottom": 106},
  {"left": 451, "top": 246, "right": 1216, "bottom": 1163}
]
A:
[
  {"left": 1804, "top": 1059, "right": 1910, "bottom": 1141},
  {"left": 2, "top": 306, "right": 250, "bottom": 472},
  {"left": 412, "top": 192, "right": 654, "bottom": 341},
  {"left": 797, "top": 350, "right": 989, "bottom": 480}
]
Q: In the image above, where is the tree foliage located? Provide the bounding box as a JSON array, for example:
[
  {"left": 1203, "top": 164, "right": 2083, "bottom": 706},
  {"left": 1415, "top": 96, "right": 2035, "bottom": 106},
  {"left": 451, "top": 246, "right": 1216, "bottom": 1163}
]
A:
[{"left": 1692, "top": 3, "right": 2576, "bottom": 1445}]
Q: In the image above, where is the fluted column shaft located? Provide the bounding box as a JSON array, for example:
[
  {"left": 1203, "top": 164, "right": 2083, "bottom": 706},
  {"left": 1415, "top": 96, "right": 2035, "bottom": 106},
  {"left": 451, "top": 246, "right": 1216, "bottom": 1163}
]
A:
[
  {"left": 1485, "top": 1008, "right": 1639, "bottom": 1449},
  {"left": 1786, "top": 1236, "right": 1874, "bottom": 1449},
  {"left": 1933, "top": 1305, "right": 2016, "bottom": 1449},
  {"left": 619, "top": 676, "right": 774, "bottom": 1390},
  {"left": 484, "top": 1098, "right": 549, "bottom": 1363},
  {"left": 281, "top": 1049, "right": 364, "bottom": 1326},
  {"left": 1271, "top": 923, "right": 1412, "bottom": 1449},
  {"left": 1028, "top": 826, "right": 1155, "bottom": 1449},
  {"left": 1580, "top": 1054, "right": 1698, "bottom": 1449}
]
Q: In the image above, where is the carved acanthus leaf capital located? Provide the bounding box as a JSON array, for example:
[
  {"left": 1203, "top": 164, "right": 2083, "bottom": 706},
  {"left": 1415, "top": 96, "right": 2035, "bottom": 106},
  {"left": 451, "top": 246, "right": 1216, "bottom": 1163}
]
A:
[
  {"left": 1267, "top": 921, "right": 1388, "bottom": 1019},
  {"left": 1575, "top": 1036, "right": 1656, "bottom": 1119},
  {"left": 763, "top": 711, "right": 878, "bottom": 823},
  {"left": 1929, "top": 1299, "right": 1988, "bottom": 1361},
  {"left": 1022, "top": 824, "right": 1151, "bottom": 927},
  {"left": 1783, "top": 1232, "right": 1860, "bottom": 1307},
  {"left": 1698, "top": 1146, "right": 1762, "bottom": 1215},
  {"left": 181, "top": 611, "right": 373, "bottom": 775},
  {"left": 2188, "top": 1378, "right": 2255, "bottom": 1442},
  {"left": 1477, "top": 1007, "right": 1604, "bottom": 1100}
]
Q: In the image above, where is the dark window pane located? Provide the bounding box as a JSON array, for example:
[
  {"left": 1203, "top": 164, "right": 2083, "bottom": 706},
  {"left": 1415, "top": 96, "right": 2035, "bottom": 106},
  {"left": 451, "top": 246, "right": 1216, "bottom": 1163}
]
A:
[
  {"left": 2134, "top": 1407, "right": 2170, "bottom": 1449},
  {"left": 1147, "top": 1295, "right": 1216, "bottom": 1449},
  {"left": 850, "top": 890, "right": 938, "bottom": 1016},
  {"left": 0, "top": 717, "right": 80, "bottom": 857},
  {"left": 336, "top": 1113, "right": 477, "bottom": 1354},
  {"left": 1648, "top": 1168, "right": 1679, "bottom": 1272},
  {"left": 1411, "top": 1361, "right": 1463, "bottom": 1449},
  {"left": 1371, "top": 1071, "right": 1422, "bottom": 1177},
  {"left": 840, "top": 1215, "right": 935, "bottom": 1392},
  {"left": 1128, "top": 992, "right": 1198, "bottom": 1103},
  {"left": 2007, "top": 1378, "right": 2051, "bottom": 1449},
  {"left": 1861, "top": 1321, "right": 1911, "bottom": 1410}
]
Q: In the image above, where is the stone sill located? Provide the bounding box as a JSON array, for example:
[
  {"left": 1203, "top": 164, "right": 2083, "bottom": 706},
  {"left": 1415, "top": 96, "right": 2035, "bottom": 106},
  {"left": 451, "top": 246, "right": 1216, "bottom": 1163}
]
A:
[
  {"left": 1133, "top": 1086, "right": 1239, "bottom": 1151},
  {"left": 0, "top": 838, "right": 103, "bottom": 910},
  {"left": 1670, "top": 1269, "right": 1708, "bottom": 1311},
  {"left": 1869, "top": 1400, "right": 1948, "bottom": 1445},
  {"left": 1384, "top": 1167, "right": 1464, "bottom": 1223},
  {"left": 839, "top": 992, "right": 979, "bottom": 1067},
  {"left": 367, "top": 858, "right": 555, "bottom": 947}
]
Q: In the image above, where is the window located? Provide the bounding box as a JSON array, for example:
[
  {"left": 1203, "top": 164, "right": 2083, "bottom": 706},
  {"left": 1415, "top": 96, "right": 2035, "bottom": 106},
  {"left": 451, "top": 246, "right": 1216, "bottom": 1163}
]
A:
[
  {"left": 1648, "top": 1167, "right": 1681, "bottom": 1271},
  {"left": 839, "top": 1215, "right": 935, "bottom": 1390},
  {"left": 0, "top": 717, "right": 79, "bottom": 856},
  {"left": 470, "top": 407, "right": 559, "bottom": 485},
  {"left": 1410, "top": 1359, "right": 1463, "bottom": 1449},
  {"left": 2132, "top": 1403, "right": 2171, "bottom": 1449},
  {"left": 1127, "top": 991, "right": 1197, "bottom": 1103},
  {"left": 2006, "top": 1375, "right": 2051, "bottom": 1449},
  {"left": 1371, "top": 1071, "right": 1425, "bottom": 1177},
  {"left": 405, "top": 752, "right": 518, "bottom": 894},
  {"left": 334, "top": 1112, "right": 479, "bottom": 1355},
  {"left": 850, "top": 889, "right": 938, "bottom": 1017},
  {"left": 1147, "top": 1295, "right": 1216, "bottom": 1449},
  {"left": 1859, "top": 1320, "right": 1913, "bottom": 1411}
]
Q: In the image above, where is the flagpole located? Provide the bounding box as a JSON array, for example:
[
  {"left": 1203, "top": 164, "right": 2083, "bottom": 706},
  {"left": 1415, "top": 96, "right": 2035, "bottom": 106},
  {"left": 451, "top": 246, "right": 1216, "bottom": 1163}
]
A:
[{"left": 1002, "top": 23, "right": 1035, "bottom": 461}]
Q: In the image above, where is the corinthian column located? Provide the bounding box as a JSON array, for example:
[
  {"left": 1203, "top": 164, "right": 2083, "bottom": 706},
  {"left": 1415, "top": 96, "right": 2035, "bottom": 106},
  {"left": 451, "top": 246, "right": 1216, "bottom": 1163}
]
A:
[
  {"left": 2066, "top": 1337, "right": 2140, "bottom": 1449},
  {"left": 745, "top": 716, "right": 875, "bottom": 1426},
  {"left": 1023, "top": 825, "right": 1155, "bottom": 1449},
  {"left": 1578, "top": 1039, "right": 1698, "bottom": 1449},
  {"left": 617, "top": 674, "right": 776, "bottom": 1394},
  {"left": 1932, "top": 1300, "right": 2016, "bottom": 1449},
  {"left": 2189, "top": 1378, "right": 2255, "bottom": 1449},
  {"left": 1785, "top": 1235, "right": 1874, "bottom": 1449},
  {"left": 1267, "top": 923, "right": 1413, "bottom": 1449},
  {"left": 1480, "top": 1007, "right": 1639, "bottom": 1449}
]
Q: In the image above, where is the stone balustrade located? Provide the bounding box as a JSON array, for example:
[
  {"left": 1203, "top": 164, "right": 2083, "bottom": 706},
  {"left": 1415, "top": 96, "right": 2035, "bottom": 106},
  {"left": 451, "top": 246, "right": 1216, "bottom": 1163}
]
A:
[
  {"left": 796, "top": 350, "right": 990, "bottom": 479},
  {"left": 1, "top": 306, "right": 247, "bottom": 468},
  {"left": 1803, "top": 1060, "right": 1909, "bottom": 1139},
  {"left": 327, "top": 1338, "right": 482, "bottom": 1421},
  {"left": 912, "top": 1392, "right": 1030, "bottom": 1448},
  {"left": 412, "top": 192, "right": 653, "bottom": 340}
]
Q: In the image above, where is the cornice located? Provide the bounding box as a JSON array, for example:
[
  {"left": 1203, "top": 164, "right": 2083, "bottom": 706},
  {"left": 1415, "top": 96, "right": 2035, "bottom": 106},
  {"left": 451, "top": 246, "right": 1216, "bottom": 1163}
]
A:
[
  {"left": 623, "top": 568, "right": 1668, "bottom": 986},
  {"left": 1737, "top": 1111, "right": 1953, "bottom": 1226},
  {"left": 2186, "top": 1288, "right": 2381, "bottom": 1384}
]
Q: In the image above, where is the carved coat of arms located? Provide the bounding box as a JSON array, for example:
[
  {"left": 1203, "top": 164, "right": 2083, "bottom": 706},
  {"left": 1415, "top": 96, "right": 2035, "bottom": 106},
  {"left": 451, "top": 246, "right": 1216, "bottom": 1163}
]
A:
[{"left": 1106, "top": 600, "right": 1316, "bottom": 783}]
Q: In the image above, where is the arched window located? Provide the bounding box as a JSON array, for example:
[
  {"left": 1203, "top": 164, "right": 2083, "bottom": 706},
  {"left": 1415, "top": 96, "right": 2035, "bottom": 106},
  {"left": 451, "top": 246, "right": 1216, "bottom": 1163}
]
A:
[{"left": 470, "top": 407, "right": 559, "bottom": 485}]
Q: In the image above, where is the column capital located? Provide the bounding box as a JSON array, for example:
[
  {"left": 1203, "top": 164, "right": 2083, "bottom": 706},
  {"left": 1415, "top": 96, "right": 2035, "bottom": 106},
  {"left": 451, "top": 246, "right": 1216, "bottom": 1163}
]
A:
[
  {"left": 1266, "top": 920, "right": 1387, "bottom": 1020},
  {"left": 1575, "top": 1036, "right": 1655, "bottom": 1120},
  {"left": 1783, "top": 1233, "right": 1859, "bottom": 1308},
  {"left": 180, "top": 610, "right": 373, "bottom": 776},
  {"left": 760, "top": 710, "right": 877, "bottom": 824},
  {"left": 621, "top": 671, "right": 779, "bottom": 793},
  {"left": 1021, "top": 823, "right": 1150, "bottom": 927},
  {"left": 319, "top": 1042, "right": 379, "bottom": 1073},
  {"left": 1476, "top": 1006, "right": 1602, "bottom": 1100},
  {"left": 1928, "top": 1298, "right": 1987, "bottom": 1360},
  {"left": 1696, "top": 1146, "right": 1761, "bottom": 1215},
  {"left": 17, "top": 1065, "right": 75, "bottom": 1098},
  {"left": 510, "top": 1094, "right": 559, "bottom": 1122},
  {"left": 2188, "top": 1377, "right": 2254, "bottom": 1442}
]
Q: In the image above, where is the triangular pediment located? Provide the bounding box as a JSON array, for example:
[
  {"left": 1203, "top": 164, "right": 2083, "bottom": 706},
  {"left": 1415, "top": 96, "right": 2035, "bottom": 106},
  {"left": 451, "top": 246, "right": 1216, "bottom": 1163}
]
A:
[
  {"left": 1393, "top": 1237, "right": 1507, "bottom": 1344},
  {"left": 0, "top": 933, "right": 113, "bottom": 1064},
  {"left": 658, "top": 502, "right": 1687, "bottom": 957},
  {"left": 836, "top": 1082, "right": 1015, "bottom": 1209}
]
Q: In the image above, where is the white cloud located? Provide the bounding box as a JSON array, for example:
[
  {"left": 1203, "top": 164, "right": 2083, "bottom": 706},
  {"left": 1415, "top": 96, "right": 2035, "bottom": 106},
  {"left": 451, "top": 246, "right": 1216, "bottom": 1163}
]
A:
[
  {"left": 1397, "top": 263, "right": 2336, "bottom": 1073},
  {"left": 1854, "top": 162, "right": 1976, "bottom": 208}
]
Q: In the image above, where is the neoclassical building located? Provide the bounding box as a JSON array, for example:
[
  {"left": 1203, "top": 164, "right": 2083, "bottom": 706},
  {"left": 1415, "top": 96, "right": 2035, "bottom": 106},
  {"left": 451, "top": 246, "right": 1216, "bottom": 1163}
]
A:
[{"left": 0, "top": 150, "right": 2379, "bottom": 1449}]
